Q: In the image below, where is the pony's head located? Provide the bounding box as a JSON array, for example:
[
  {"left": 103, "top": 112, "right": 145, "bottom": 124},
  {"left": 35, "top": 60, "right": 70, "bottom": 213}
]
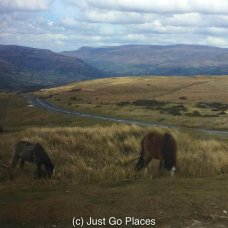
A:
[
  {"left": 45, "top": 163, "right": 55, "bottom": 178},
  {"left": 164, "top": 158, "right": 176, "bottom": 170}
]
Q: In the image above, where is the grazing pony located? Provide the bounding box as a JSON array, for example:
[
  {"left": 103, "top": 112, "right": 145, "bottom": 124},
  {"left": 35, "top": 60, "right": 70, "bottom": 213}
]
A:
[
  {"left": 135, "top": 131, "right": 177, "bottom": 176},
  {"left": 11, "top": 141, "right": 55, "bottom": 178}
]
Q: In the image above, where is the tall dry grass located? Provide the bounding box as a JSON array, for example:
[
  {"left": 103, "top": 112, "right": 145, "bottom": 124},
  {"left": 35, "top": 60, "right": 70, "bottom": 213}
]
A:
[{"left": 0, "top": 124, "right": 227, "bottom": 184}]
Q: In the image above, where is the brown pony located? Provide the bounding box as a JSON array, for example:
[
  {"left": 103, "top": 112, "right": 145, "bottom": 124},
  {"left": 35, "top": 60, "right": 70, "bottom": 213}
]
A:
[{"left": 135, "top": 131, "right": 177, "bottom": 176}]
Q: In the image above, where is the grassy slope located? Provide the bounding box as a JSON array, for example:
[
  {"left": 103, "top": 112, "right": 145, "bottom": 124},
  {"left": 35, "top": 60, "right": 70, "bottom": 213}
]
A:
[
  {"left": 0, "top": 93, "right": 110, "bottom": 131},
  {"left": 36, "top": 76, "right": 228, "bottom": 130}
]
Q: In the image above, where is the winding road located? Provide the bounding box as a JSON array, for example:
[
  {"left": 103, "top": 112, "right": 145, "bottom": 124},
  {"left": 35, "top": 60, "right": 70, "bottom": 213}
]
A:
[{"left": 27, "top": 95, "right": 228, "bottom": 137}]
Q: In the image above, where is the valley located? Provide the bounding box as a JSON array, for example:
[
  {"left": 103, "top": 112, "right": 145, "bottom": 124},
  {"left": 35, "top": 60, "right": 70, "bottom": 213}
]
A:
[{"left": 0, "top": 75, "right": 228, "bottom": 227}]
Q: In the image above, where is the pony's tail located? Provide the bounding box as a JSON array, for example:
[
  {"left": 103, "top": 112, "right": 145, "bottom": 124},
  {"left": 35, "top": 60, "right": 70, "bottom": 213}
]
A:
[
  {"left": 135, "top": 154, "right": 145, "bottom": 172},
  {"left": 162, "top": 133, "right": 177, "bottom": 170}
]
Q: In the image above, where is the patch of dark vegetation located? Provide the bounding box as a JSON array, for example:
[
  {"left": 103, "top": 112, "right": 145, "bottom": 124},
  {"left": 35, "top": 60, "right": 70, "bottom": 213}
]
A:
[
  {"left": 196, "top": 102, "right": 228, "bottom": 111},
  {"left": 117, "top": 99, "right": 189, "bottom": 116},
  {"left": 70, "top": 88, "right": 82, "bottom": 92},
  {"left": 179, "top": 96, "right": 187, "bottom": 100},
  {"left": 218, "top": 111, "right": 226, "bottom": 115},
  {"left": 160, "top": 104, "right": 188, "bottom": 116},
  {"left": 133, "top": 99, "right": 167, "bottom": 109},
  {"left": 203, "top": 114, "right": 219, "bottom": 117},
  {"left": 186, "top": 110, "right": 224, "bottom": 118},
  {"left": 134, "top": 100, "right": 190, "bottom": 116},
  {"left": 186, "top": 110, "right": 202, "bottom": 117},
  {"left": 116, "top": 100, "right": 167, "bottom": 110},
  {"left": 166, "top": 108, "right": 182, "bottom": 116},
  {"left": 70, "top": 96, "right": 81, "bottom": 101},
  {"left": 116, "top": 101, "right": 131, "bottom": 106},
  {"left": 161, "top": 108, "right": 182, "bottom": 116},
  {"left": 174, "top": 104, "right": 188, "bottom": 112},
  {"left": 54, "top": 98, "right": 61, "bottom": 101},
  {"left": 162, "top": 107, "right": 178, "bottom": 115},
  {"left": 0, "top": 125, "right": 3, "bottom": 133}
]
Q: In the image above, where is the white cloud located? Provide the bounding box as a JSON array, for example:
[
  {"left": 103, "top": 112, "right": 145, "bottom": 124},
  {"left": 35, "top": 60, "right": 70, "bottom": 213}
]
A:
[
  {"left": 82, "top": 10, "right": 158, "bottom": 24},
  {"left": 1, "top": 0, "right": 228, "bottom": 50},
  {"left": 69, "top": 0, "right": 228, "bottom": 14},
  {"left": 206, "top": 37, "right": 228, "bottom": 46},
  {"left": 0, "top": 0, "right": 53, "bottom": 12}
]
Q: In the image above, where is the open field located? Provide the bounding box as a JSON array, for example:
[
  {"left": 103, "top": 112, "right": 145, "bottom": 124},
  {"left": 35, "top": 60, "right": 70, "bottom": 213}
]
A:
[{"left": 36, "top": 76, "right": 228, "bottom": 131}]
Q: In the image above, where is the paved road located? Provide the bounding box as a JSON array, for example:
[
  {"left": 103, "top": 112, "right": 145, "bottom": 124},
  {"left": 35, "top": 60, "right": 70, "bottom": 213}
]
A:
[{"left": 27, "top": 95, "right": 228, "bottom": 137}]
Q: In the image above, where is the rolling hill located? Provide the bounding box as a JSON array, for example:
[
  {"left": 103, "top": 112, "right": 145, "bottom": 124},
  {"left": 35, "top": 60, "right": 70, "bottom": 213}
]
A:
[
  {"left": 0, "top": 45, "right": 104, "bottom": 90},
  {"left": 62, "top": 44, "right": 228, "bottom": 76}
]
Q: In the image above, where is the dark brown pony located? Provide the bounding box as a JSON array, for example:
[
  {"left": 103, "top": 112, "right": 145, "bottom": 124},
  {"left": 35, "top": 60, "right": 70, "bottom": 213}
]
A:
[
  {"left": 135, "top": 131, "right": 177, "bottom": 176},
  {"left": 11, "top": 141, "right": 55, "bottom": 178}
]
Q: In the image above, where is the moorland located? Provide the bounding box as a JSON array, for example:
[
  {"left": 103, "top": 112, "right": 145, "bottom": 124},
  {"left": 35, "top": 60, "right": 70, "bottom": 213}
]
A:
[
  {"left": 0, "top": 75, "right": 228, "bottom": 227},
  {"left": 37, "top": 76, "right": 228, "bottom": 131}
]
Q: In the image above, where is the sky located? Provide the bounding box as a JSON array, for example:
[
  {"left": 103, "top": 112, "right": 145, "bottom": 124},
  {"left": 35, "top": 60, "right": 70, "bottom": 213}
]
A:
[{"left": 1, "top": 0, "right": 228, "bottom": 51}]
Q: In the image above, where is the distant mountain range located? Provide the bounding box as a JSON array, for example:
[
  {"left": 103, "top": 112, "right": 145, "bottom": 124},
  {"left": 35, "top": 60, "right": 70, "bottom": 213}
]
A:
[
  {"left": 0, "top": 45, "right": 104, "bottom": 90},
  {"left": 62, "top": 44, "right": 228, "bottom": 76},
  {"left": 1, "top": 44, "right": 228, "bottom": 90}
]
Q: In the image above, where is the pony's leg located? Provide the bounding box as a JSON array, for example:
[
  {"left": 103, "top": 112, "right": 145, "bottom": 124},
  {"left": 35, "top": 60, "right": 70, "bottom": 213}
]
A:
[
  {"left": 171, "top": 166, "right": 176, "bottom": 177},
  {"left": 20, "top": 159, "right": 25, "bottom": 171},
  {"left": 12, "top": 156, "right": 19, "bottom": 169},
  {"left": 159, "top": 159, "right": 163, "bottom": 170},
  {"left": 156, "top": 159, "right": 164, "bottom": 178},
  {"left": 35, "top": 163, "right": 42, "bottom": 178},
  {"left": 144, "top": 159, "right": 153, "bottom": 178},
  {"left": 144, "top": 166, "right": 153, "bottom": 179},
  {"left": 144, "top": 166, "right": 148, "bottom": 176}
]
